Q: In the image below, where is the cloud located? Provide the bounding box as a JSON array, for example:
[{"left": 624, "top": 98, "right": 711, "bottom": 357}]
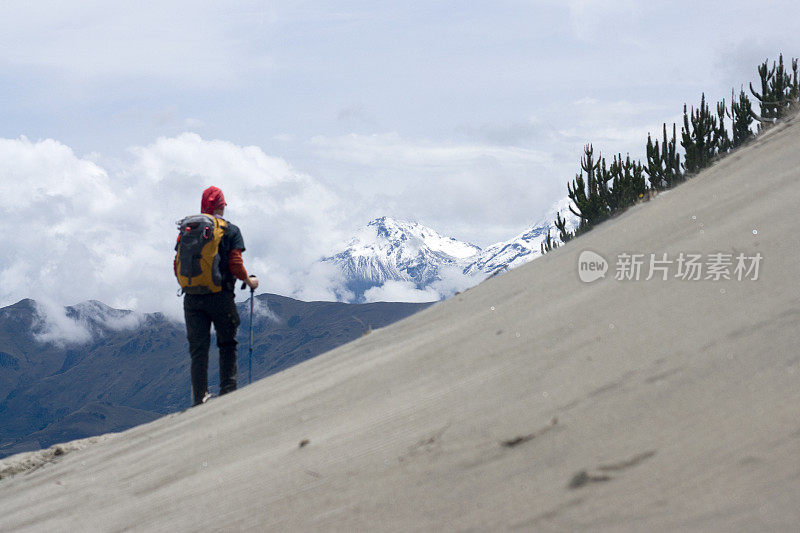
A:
[
  {"left": 0, "top": 136, "right": 116, "bottom": 214},
  {"left": 184, "top": 118, "right": 205, "bottom": 129},
  {"left": 71, "top": 300, "right": 144, "bottom": 332},
  {"left": 713, "top": 41, "right": 794, "bottom": 91},
  {"left": 363, "top": 281, "right": 440, "bottom": 304},
  {"left": 238, "top": 297, "right": 283, "bottom": 330},
  {"left": 564, "top": 0, "right": 643, "bottom": 42},
  {"left": 309, "top": 132, "right": 563, "bottom": 246},
  {"left": 290, "top": 261, "right": 355, "bottom": 303},
  {"left": 1, "top": 136, "right": 121, "bottom": 313},
  {"left": 31, "top": 299, "right": 145, "bottom": 346},
  {"left": 457, "top": 117, "right": 548, "bottom": 146},
  {"left": 311, "top": 132, "right": 550, "bottom": 169},
  {"left": 32, "top": 300, "right": 93, "bottom": 347},
  {"left": 119, "top": 133, "right": 352, "bottom": 308},
  {"left": 0, "top": 2, "right": 273, "bottom": 90},
  {"left": 100, "top": 312, "right": 143, "bottom": 332},
  {"left": 0, "top": 132, "right": 349, "bottom": 318},
  {"left": 429, "top": 266, "right": 484, "bottom": 297},
  {"left": 550, "top": 98, "right": 673, "bottom": 157},
  {"left": 252, "top": 298, "right": 282, "bottom": 325},
  {"left": 336, "top": 103, "right": 374, "bottom": 126}
]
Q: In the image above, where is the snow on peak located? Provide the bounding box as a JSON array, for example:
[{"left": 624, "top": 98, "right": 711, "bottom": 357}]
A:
[
  {"left": 323, "top": 200, "right": 578, "bottom": 302},
  {"left": 463, "top": 198, "right": 579, "bottom": 275},
  {"left": 324, "top": 217, "right": 481, "bottom": 298},
  {"left": 366, "top": 216, "right": 481, "bottom": 259}
]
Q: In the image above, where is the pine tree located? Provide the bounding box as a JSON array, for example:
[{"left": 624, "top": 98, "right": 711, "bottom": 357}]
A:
[
  {"left": 771, "top": 54, "right": 793, "bottom": 118},
  {"left": 729, "top": 88, "right": 755, "bottom": 148},
  {"left": 567, "top": 144, "right": 608, "bottom": 234},
  {"left": 681, "top": 93, "right": 718, "bottom": 174},
  {"left": 603, "top": 154, "right": 647, "bottom": 211},
  {"left": 622, "top": 155, "right": 647, "bottom": 206},
  {"left": 596, "top": 156, "right": 615, "bottom": 213},
  {"left": 540, "top": 230, "right": 559, "bottom": 254},
  {"left": 554, "top": 211, "right": 573, "bottom": 243},
  {"left": 645, "top": 123, "right": 682, "bottom": 190},
  {"left": 715, "top": 100, "right": 731, "bottom": 154},
  {"left": 750, "top": 57, "right": 776, "bottom": 128},
  {"left": 750, "top": 54, "right": 800, "bottom": 128}
]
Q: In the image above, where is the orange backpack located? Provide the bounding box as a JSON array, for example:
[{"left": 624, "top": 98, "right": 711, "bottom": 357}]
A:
[{"left": 175, "top": 214, "right": 227, "bottom": 294}]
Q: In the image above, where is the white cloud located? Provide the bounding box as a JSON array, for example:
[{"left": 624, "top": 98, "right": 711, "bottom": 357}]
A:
[
  {"left": 100, "top": 312, "right": 143, "bottom": 332},
  {"left": 30, "top": 299, "right": 145, "bottom": 346},
  {"left": 429, "top": 267, "right": 484, "bottom": 298},
  {"left": 309, "top": 132, "right": 563, "bottom": 246},
  {"left": 0, "top": 136, "right": 116, "bottom": 213},
  {"left": 0, "top": 133, "right": 350, "bottom": 321},
  {"left": 547, "top": 98, "right": 674, "bottom": 160},
  {"left": 184, "top": 118, "right": 205, "bottom": 129},
  {"left": 363, "top": 281, "right": 440, "bottom": 304},
  {"left": 310, "top": 132, "right": 550, "bottom": 169},
  {"left": 32, "top": 300, "right": 93, "bottom": 347},
  {"left": 249, "top": 298, "right": 282, "bottom": 326},
  {"left": 458, "top": 116, "right": 547, "bottom": 146},
  {"left": 290, "top": 261, "right": 355, "bottom": 303},
  {"left": 362, "top": 267, "right": 483, "bottom": 305},
  {"left": 1, "top": 137, "right": 118, "bottom": 314},
  {"left": 0, "top": 2, "right": 273, "bottom": 89},
  {"left": 564, "top": 0, "right": 643, "bottom": 42},
  {"left": 71, "top": 301, "right": 144, "bottom": 332}
]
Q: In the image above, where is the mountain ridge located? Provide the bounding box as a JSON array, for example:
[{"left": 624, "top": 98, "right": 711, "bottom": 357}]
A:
[{"left": 324, "top": 199, "right": 579, "bottom": 301}]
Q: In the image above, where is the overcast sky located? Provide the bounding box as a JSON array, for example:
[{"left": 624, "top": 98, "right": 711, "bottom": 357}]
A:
[{"left": 1, "top": 0, "right": 798, "bottom": 319}]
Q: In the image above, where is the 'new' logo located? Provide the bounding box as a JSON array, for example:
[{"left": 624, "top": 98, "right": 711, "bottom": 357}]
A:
[{"left": 578, "top": 251, "right": 608, "bottom": 283}]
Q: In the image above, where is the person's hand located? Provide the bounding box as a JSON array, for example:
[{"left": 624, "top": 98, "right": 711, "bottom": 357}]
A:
[{"left": 245, "top": 275, "right": 259, "bottom": 291}]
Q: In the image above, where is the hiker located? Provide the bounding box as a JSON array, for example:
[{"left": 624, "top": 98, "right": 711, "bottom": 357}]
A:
[{"left": 174, "top": 186, "right": 259, "bottom": 406}]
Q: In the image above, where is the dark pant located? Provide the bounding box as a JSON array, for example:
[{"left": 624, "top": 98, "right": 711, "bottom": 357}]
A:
[{"left": 184, "top": 291, "right": 240, "bottom": 405}]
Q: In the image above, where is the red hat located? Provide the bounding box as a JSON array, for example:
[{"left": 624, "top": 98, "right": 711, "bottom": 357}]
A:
[{"left": 201, "top": 186, "right": 226, "bottom": 214}]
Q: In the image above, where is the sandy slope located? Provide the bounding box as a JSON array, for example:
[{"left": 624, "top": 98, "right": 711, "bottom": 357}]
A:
[{"left": 1, "top": 116, "right": 799, "bottom": 532}]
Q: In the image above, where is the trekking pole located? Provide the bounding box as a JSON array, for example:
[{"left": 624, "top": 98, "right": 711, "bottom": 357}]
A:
[
  {"left": 241, "top": 275, "right": 257, "bottom": 386},
  {"left": 248, "top": 283, "right": 254, "bottom": 385}
]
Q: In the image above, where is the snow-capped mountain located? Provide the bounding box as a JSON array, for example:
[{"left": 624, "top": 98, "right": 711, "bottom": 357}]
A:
[
  {"left": 324, "top": 199, "right": 579, "bottom": 302},
  {"left": 463, "top": 197, "right": 579, "bottom": 276},
  {"left": 323, "top": 216, "right": 481, "bottom": 298}
]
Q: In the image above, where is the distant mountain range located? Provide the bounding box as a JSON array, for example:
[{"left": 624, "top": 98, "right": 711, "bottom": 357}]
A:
[
  {"left": 0, "top": 295, "right": 430, "bottom": 458},
  {"left": 324, "top": 198, "right": 578, "bottom": 300}
]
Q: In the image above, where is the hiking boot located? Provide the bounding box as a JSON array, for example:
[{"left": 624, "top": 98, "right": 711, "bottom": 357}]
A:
[{"left": 193, "top": 390, "right": 215, "bottom": 407}]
